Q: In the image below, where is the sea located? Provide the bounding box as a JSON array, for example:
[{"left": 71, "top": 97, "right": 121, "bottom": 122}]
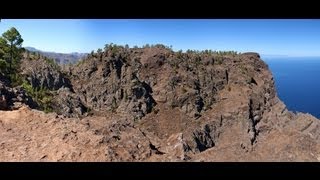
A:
[{"left": 263, "top": 56, "right": 320, "bottom": 118}]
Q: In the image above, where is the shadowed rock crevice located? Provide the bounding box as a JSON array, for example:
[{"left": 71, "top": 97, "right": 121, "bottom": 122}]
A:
[
  {"left": 250, "top": 77, "right": 257, "bottom": 85},
  {"left": 193, "top": 129, "right": 215, "bottom": 152},
  {"left": 248, "top": 99, "right": 258, "bottom": 145}
]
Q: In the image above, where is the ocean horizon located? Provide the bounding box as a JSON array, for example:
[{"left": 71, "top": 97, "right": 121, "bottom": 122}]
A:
[{"left": 263, "top": 56, "right": 320, "bottom": 119}]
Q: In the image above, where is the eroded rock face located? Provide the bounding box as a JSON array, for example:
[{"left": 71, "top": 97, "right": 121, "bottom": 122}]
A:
[
  {"left": 52, "top": 87, "right": 87, "bottom": 118},
  {"left": 0, "top": 77, "right": 37, "bottom": 110},
  {"left": 20, "top": 57, "right": 72, "bottom": 91},
  {"left": 60, "top": 49, "right": 282, "bottom": 157},
  {"left": 67, "top": 48, "right": 159, "bottom": 119},
  {"left": 2, "top": 47, "right": 320, "bottom": 162}
]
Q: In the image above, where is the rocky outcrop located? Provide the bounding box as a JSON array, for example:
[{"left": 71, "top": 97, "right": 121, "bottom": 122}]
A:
[
  {"left": 20, "top": 56, "right": 72, "bottom": 91},
  {"left": 56, "top": 49, "right": 289, "bottom": 157},
  {"left": 0, "top": 77, "right": 37, "bottom": 110},
  {"left": 52, "top": 87, "right": 87, "bottom": 117},
  {"left": 19, "top": 54, "right": 79, "bottom": 116},
  {"left": 66, "top": 47, "right": 158, "bottom": 119}
]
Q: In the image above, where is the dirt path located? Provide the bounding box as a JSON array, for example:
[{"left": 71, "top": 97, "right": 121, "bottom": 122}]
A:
[{"left": 0, "top": 106, "right": 107, "bottom": 161}]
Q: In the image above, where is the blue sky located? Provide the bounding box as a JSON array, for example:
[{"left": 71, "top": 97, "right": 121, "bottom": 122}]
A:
[{"left": 0, "top": 19, "right": 320, "bottom": 56}]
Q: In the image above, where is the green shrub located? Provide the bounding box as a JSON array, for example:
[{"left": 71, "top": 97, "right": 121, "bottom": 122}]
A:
[
  {"left": 9, "top": 73, "right": 23, "bottom": 87},
  {"left": 216, "top": 56, "right": 223, "bottom": 65},
  {"left": 22, "top": 80, "right": 53, "bottom": 113}
]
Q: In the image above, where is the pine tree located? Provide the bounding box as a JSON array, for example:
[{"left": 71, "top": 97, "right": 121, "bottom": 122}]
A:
[{"left": 1, "top": 27, "right": 24, "bottom": 75}]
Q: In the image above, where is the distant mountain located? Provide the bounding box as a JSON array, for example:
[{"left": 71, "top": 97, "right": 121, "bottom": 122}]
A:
[
  {"left": 24, "top": 47, "right": 39, "bottom": 52},
  {"left": 24, "top": 47, "right": 88, "bottom": 64}
]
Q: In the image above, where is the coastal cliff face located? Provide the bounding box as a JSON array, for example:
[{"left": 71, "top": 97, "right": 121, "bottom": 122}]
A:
[{"left": 1, "top": 46, "right": 320, "bottom": 161}]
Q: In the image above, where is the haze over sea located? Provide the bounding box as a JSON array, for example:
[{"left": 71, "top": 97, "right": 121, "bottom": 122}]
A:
[{"left": 264, "top": 56, "right": 320, "bottom": 119}]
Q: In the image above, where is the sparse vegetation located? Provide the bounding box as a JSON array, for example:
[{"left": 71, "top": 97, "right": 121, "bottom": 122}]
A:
[
  {"left": 177, "top": 50, "right": 183, "bottom": 59},
  {"left": 1, "top": 39, "right": 247, "bottom": 118},
  {"left": 215, "top": 56, "right": 223, "bottom": 65},
  {"left": 22, "top": 80, "right": 53, "bottom": 113},
  {"left": 0, "top": 27, "right": 55, "bottom": 113},
  {"left": 143, "top": 44, "right": 150, "bottom": 48},
  {"left": 9, "top": 73, "right": 23, "bottom": 87},
  {"left": 216, "top": 50, "right": 239, "bottom": 56},
  {"left": 42, "top": 56, "right": 60, "bottom": 70}
]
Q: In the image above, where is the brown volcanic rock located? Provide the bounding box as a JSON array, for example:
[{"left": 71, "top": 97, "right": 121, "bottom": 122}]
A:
[
  {"left": 19, "top": 54, "right": 79, "bottom": 116},
  {"left": 52, "top": 87, "right": 87, "bottom": 118},
  {"left": 67, "top": 47, "right": 157, "bottom": 119},
  {"left": 136, "top": 51, "right": 279, "bottom": 156},
  {"left": 1, "top": 47, "right": 320, "bottom": 161},
  {"left": 20, "top": 55, "right": 72, "bottom": 91},
  {"left": 0, "top": 77, "right": 37, "bottom": 110},
  {"left": 0, "top": 106, "right": 106, "bottom": 161}
]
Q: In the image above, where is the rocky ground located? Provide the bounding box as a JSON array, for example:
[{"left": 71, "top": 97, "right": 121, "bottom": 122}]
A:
[{"left": 1, "top": 46, "right": 320, "bottom": 161}]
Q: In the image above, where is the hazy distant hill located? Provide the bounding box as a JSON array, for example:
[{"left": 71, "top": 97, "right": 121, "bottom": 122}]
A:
[{"left": 24, "top": 47, "right": 88, "bottom": 64}]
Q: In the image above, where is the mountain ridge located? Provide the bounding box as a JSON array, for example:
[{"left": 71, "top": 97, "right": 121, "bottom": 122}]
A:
[
  {"left": 1, "top": 45, "right": 320, "bottom": 161},
  {"left": 24, "top": 46, "right": 88, "bottom": 64}
]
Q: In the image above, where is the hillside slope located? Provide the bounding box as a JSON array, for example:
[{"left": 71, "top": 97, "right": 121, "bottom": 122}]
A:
[{"left": 1, "top": 45, "right": 320, "bottom": 161}]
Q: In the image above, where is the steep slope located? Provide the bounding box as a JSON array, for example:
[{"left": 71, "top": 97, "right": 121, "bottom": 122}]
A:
[{"left": 0, "top": 45, "right": 320, "bottom": 161}]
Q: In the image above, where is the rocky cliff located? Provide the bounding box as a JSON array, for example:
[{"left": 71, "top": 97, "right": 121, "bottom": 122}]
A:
[{"left": 0, "top": 45, "right": 320, "bottom": 161}]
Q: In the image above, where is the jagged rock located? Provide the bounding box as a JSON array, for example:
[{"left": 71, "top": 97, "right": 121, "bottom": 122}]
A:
[
  {"left": 52, "top": 87, "right": 87, "bottom": 118},
  {"left": 183, "top": 122, "right": 220, "bottom": 153},
  {"left": 20, "top": 57, "right": 72, "bottom": 90},
  {"left": 0, "top": 94, "right": 7, "bottom": 109},
  {"left": 68, "top": 48, "right": 157, "bottom": 120},
  {"left": 157, "top": 133, "right": 187, "bottom": 161},
  {"left": 0, "top": 78, "right": 37, "bottom": 110}
]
